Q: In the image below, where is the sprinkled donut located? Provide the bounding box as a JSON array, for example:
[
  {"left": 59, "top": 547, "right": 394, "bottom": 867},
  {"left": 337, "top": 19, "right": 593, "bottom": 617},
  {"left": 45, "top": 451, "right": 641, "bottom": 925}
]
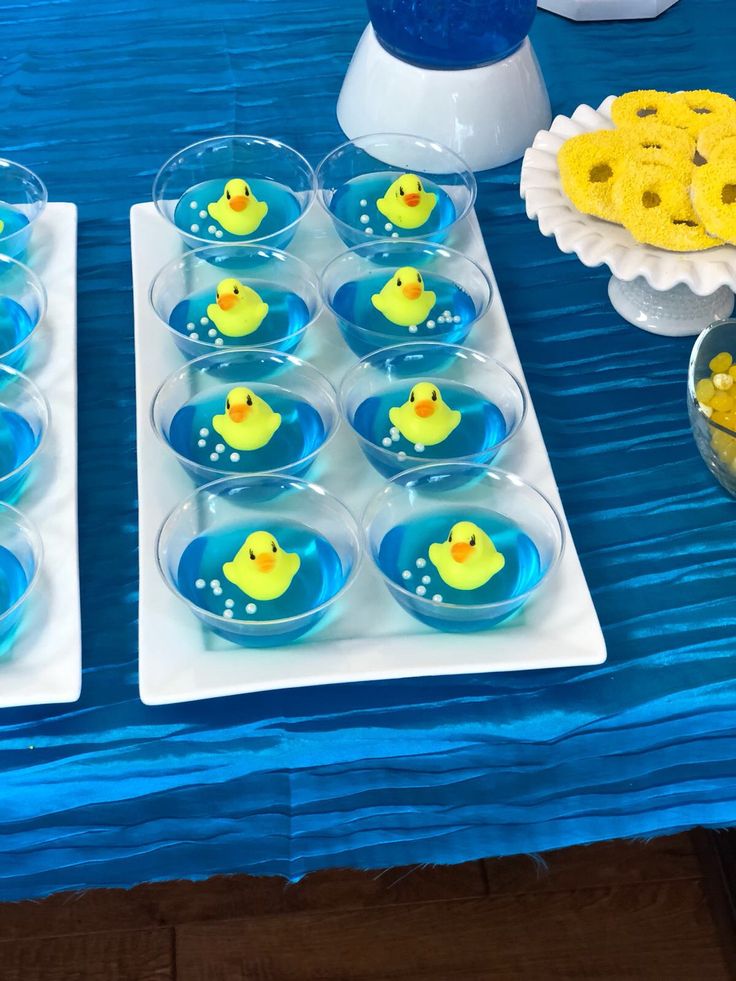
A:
[
  {"left": 697, "top": 121, "right": 736, "bottom": 162},
  {"left": 671, "top": 90, "right": 736, "bottom": 137},
  {"left": 557, "top": 130, "right": 624, "bottom": 223},
  {"left": 613, "top": 161, "right": 720, "bottom": 251},
  {"left": 610, "top": 90, "right": 683, "bottom": 129},
  {"left": 691, "top": 159, "right": 736, "bottom": 244}
]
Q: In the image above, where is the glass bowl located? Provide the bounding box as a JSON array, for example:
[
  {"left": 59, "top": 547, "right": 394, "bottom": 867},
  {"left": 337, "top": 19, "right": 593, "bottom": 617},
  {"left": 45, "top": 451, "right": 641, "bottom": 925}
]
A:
[
  {"left": 156, "top": 474, "right": 362, "bottom": 646},
  {"left": 0, "top": 159, "right": 47, "bottom": 261},
  {"left": 0, "top": 502, "right": 42, "bottom": 653},
  {"left": 153, "top": 135, "right": 316, "bottom": 252},
  {"left": 0, "top": 365, "right": 49, "bottom": 501},
  {"left": 316, "top": 134, "right": 476, "bottom": 248},
  {"left": 321, "top": 239, "right": 492, "bottom": 357},
  {"left": 689, "top": 318, "right": 736, "bottom": 497},
  {"left": 0, "top": 255, "right": 46, "bottom": 369},
  {"left": 149, "top": 243, "right": 322, "bottom": 359},
  {"left": 363, "top": 463, "right": 564, "bottom": 632},
  {"left": 151, "top": 348, "right": 339, "bottom": 484},
  {"left": 340, "top": 342, "right": 526, "bottom": 478}
]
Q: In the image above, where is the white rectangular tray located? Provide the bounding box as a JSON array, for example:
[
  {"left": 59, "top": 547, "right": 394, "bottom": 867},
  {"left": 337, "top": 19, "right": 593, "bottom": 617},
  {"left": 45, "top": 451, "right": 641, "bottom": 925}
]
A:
[
  {"left": 0, "top": 203, "right": 81, "bottom": 707},
  {"left": 132, "top": 202, "right": 606, "bottom": 705}
]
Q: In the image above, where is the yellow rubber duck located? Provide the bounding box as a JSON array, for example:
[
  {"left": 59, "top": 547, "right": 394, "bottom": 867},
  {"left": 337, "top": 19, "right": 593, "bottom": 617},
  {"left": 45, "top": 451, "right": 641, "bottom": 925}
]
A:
[
  {"left": 223, "top": 530, "right": 300, "bottom": 601},
  {"left": 388, "top": 382, "right": 460, "bottom": 446},
  {"left": 207, "top": 178, "right": 268, "bottom": 236},
  {"left": 377, "top": 173, "right": 437, "bottom": 230},
  {"left": 212, "top": 387, "right": 281, "bottom": 451},
  {"left": 371, "top": 267, "right": 436, "bottom": 327},
  {"left": 206, "top": 278, "right": 269, "bottom": 337},
  {"left": 429, "top": 521, "right": 505, "bottom": 592}
]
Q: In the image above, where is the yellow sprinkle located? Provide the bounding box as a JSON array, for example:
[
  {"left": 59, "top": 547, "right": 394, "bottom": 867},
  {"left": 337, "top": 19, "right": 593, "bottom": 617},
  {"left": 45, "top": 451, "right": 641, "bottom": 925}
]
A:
[
  {"left": 709, "top": 352, "right": 733, "bottom": 373},
  {"left": 711, "top": 391, "right": 735, "bottom": 411},
  {"left": 696, "top": 378, "right": 716, "bottom": 402},
  {"left": 713, "top": 372, "right": 734, "bottom": 391}
]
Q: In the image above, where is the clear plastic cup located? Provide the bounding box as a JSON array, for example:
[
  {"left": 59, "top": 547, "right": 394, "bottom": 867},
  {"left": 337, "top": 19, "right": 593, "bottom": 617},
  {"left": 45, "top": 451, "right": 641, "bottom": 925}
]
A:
[
  {"left": 0, "top": 255, "right": 46, "bottom": 369},
  {"left": 0, "top": 502, "right": 42, "bottom": 653},
  {"left": 0, "top": 159, "right": 47, "bottom": 261},
  {"left": 0, "top": 365, "right": 50, "bottom": 501}
]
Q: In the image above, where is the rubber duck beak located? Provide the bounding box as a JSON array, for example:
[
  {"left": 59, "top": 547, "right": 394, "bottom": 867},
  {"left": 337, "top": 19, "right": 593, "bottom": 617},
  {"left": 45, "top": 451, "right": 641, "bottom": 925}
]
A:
[
  {"left": 256, "top": 552, "right": 276, "bottom": 573},
  {"left": 229, "top": 195, "right": 248, "bottom": 212},
  {"left": 404, "top": 192, "right": 421, "bottom": 207},
  {"left": 414, "top": 399, "right": 435, "bottom": 419},
  {"left": 451, "top": 542, "right": 472, "bottom": 564},
  {"left": 402, "top": 283, "right": 422, "bottom": 300},
  {"left": 228, "top": 403, "right": 249, "bottom": 423},
  {"left": 218, "top": 292, "right": 237, "bottom": 311}
]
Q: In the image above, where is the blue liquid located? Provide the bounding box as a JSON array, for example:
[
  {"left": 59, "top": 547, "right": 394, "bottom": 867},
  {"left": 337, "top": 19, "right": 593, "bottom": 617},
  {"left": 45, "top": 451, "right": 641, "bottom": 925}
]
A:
[
  {"left": 367, "top": 0, "right": 536, "bottom": 69},
  {"left": 0, "top": 544, "right": 29, "bottom": 648},
  {"left": 174, "top": 178, "right": 302, "bottom": 248},
  {"left": 330, "top": 173, "right": 457, "bottom": 246},
  {"left": 333, "top": 271, "right": 476, "bottom": 356},
  {"left": 0, "top": 296, "right": 35, "bottom": 368},
  {"left": 177, "top": 521, "right": 345, "bottom": 644},
  {"left": 354, "top": 383, "right": 507, "bottom": 477},
  {"left": 0, "top": 406, "right": 38, "bottom": 499},
  {"left": 168, "top": 387, "right": 327, "bottom": 478},
  {"left": 0, "top": 204, "right": 30, "bottom": 259},
  {"left": 169, "top": 284, "right": 311, "bottom": 355},
  {"left": 378, "top": 509, "right": 542, "bottom": 630}
]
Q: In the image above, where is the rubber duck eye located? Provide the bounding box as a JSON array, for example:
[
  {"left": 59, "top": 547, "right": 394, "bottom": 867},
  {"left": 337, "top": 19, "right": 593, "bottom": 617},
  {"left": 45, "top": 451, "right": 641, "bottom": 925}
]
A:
[
  {"left": 417, "top": 181, "right": 421, "bottom": 191},
  {"left": 470, "top": 535, "right": 476, "bottom": 547},
  {"left": 448, "top": 532, "right": 452, "bottom": 543},
  {"left": 399, "top": 186, "right": 404, "bottom": 196},
  {"left": 249, "top": 549, "right": 255, "bottom": 560},
  {"left": 417, "top": 273, "right": 422, "bottom": 284},
  {"left": 246, "top": 394, "right": 253, "bottom": 406},
  {"left": 233, "top": 287, "right": 239, "bottom": 295},
  {"left": 396, "top": 277, "right": 402, "bottom": 287},
  {"left": 431, "top": 389, "right": 437, "bottom": 401},
  {"left": 226, "top": 189, "right": 231, "bottom": 200},
  {"left": 271, "top": 541, "right": 277, "bottom": 553},
  {"left": 226, "top": 399, "right": 230, "bottom": 410},
  {"left": 409, "top": 390, "right": 415, "bottom": 402}
]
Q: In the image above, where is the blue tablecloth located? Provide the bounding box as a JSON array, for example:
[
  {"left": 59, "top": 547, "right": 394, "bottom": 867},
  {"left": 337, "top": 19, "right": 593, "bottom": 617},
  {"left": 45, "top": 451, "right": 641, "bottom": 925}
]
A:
[{"left": 1, "top": 0, "right": 735, "bottom": 903}]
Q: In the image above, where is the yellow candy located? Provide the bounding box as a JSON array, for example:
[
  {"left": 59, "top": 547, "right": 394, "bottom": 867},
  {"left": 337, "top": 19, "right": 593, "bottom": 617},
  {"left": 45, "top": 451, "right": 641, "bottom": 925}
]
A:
[
  {"left": 709, "top": 351, "right": 733, "bottom": 373},
  {"left": 711, "top": 391, "right": 734, "bottom": 412},
  {"left": 713, "top": 372, "right": 734, "bottom": 391},
  {"left": 729, "top": 366, "right": 736, "bottom": 380},
  {"left": 696, "top": 378, "right": 716, "bottom": 403}
]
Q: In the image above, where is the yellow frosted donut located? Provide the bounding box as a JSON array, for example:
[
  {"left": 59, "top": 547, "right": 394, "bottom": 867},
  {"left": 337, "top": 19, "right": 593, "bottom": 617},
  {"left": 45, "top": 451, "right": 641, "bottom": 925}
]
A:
[
  {"left": 671, "top": 90, "right": 736, "bottom": 137},
  {"left": 621, "top": 120, "right": 695, "bottom": 181},
  {"left": 612, "top": 162, "right": 721, "bottom": 251},
  {"left": 697, "top": 121, "right": 736, "bottom": 162},
  {"left": 691, "top": 158, "right": 736, "bottom": 244},
  {"left": 610, "top": 90, "right": 683, "bottom": 129},
  {"left": 557, "top": 130, "right": 624, "bottom": 223}
]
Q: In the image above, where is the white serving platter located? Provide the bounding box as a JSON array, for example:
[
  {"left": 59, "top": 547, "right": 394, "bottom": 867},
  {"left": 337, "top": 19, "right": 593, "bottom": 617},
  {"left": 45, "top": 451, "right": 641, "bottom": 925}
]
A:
[
  {"left": 131, "top": 201, "right": 606, "bottom": 705},
  {"left": 0, "top": 204, "right": 81, "bottom": 707}
]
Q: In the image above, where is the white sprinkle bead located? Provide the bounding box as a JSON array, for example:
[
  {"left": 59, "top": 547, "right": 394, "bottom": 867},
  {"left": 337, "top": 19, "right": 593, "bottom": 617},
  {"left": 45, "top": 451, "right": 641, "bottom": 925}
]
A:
[
  {"left": 213, "top": 587, "right": 223, "bottom": 597},
  {"left": 208, "top": 328, "right": 217, "bottom": 338},
  {"left": 432, "top": 594, "right": 443, "bottom": 603},
  {"left": 190, "top": 201, "right": 198, "bottom": 210},
  {"left": 416, "top": 557, "right": 427, "bottom": 569},
  {"left": 401, "top": 570, "right": 412, "bottom": 580},
  {"left": 397, "top": 450, "right": 407, "bottom": 461},
  {"left": 199, "top": 428, "right": 209, "bottom": 437},
  {"left": 365, "top": 227, "right": 373, "bottom": 235},
  {"left": 208, "top": 225, "right": 216, "bottom": 234},
  {"left": 416, "top": 585, "right": 427, "bottom": 596},
  {"left": 215, "top": 337, "right": 224, "bottom": 346},
  {"left": 713, "top": 372, "right": 733, "bottom": 391},
  {"left": 190, "top": 224, "right": 200, "bottom": 233},
  {"left": 215, "top": 443, "right": 225, "bottom": 453},
  {"left": 443, "top": 310, "right": 452, "bottom": 318},
  {"left": 390, "top": 426, "right": 399, "bottom": 438},
  {"left": 187, "top": 322, "right": 196, "bottom": 331},
  {"left": 210, "top": 452, "right": 219, "bottom": 462},
  {"left": 408, "top": 325, "right": 418, "bottom": 333},
  {"left": 225, "top": 598, "right": 234, "bottom": 608},
  {"left": 200, "top": 316, "right": 209, "bottom": 326},
  {"left": 246, "top": 602, "right": 257, "bottom": 615},
  {"left": 384, "top": 222, "right": 393, "bottom": 231},
  {"left": 210, "top": 579, "right": 221, "bottom": 589},
  {"left": 215, "top": 230, "right": 223, "bottom": 239},
  {"left": 190, "top": 333, "right": 199, "bottom": 341},
  {"left": 360, "top": 214, "right": 370, "bottom": 224},
  {"left": 453, "top": 315, "right": 461, "bottom": 324},
  {"left": 700, "top": 403, "right": 714, "bottom": 417},
  {"left": 426, "top": 319, "right": 435, "bottom": 329},
  {"left": 414, "top": 443, "right": 425, "bottom": 453},
  {"left": 391, "top": 232, "right": 399, "bottom": 238},
  {"left": 223, "top": 608, "right": 234, "bottom": 619},
  {"left": 382, "top": 437, "right": 392, "bottom": 447},
  {"left": 197, "top": 438, "right": 206, "bottom": 448},
  {"left": 421, "top": 574, "right": 431, "bottom": 585},
  {"left": 195, "top": 578, "right": 206, "bottom": 589},
  {"left": 359, "top": 198, "right": 368, "bottom": 207},
  {"left": 230, "top": 452, "right": 240, "bottom": 462},
  {"left": 199, "top": 209, "right": 207, "bottom": 219}
]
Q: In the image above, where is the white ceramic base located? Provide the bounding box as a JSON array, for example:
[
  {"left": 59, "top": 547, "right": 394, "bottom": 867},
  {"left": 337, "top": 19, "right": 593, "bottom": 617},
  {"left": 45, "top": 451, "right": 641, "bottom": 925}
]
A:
[
  {"left": 337, "top": 25, "right": 551, "bottom": 172},
  {"left": 608, "top": 276, "right": 735, "bottom": 336},
  {"left": 538, "top": 0, "right": 678, "bottom": 19}
]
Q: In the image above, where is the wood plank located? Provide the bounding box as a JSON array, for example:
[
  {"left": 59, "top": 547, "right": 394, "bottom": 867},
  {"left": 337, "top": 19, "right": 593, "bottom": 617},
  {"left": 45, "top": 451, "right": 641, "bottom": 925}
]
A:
[
  {"left": 0, "top": 926, "right": 173, "bottom": 981},
  {"left": 175, "top": 879, "right": 730, "bottom": 981},
  {"left": 484, "top": 833, "right": 701, "bottom": 895},
  {"left": 0, "top": 862, "right": 486, "bottom": 941}
]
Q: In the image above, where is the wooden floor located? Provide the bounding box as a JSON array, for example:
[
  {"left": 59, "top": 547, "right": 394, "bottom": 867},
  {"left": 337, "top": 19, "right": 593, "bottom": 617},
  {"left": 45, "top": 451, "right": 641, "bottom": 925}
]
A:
[{"left": 1, "top": 831, "right": 735, "bottom": 980}]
